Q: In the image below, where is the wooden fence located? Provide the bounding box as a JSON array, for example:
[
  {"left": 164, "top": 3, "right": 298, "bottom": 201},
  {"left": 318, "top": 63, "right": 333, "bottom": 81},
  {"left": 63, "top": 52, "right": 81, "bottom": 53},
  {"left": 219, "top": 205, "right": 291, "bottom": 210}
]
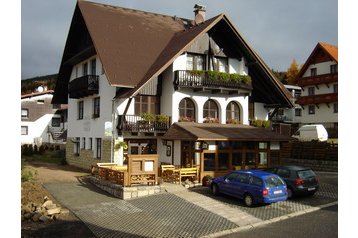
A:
[
  {"left": 280, "top": 141, "right": 338, "bottom": 161},
  {"left": 91, "top": 154, "right": 159, "bottom": 187}
]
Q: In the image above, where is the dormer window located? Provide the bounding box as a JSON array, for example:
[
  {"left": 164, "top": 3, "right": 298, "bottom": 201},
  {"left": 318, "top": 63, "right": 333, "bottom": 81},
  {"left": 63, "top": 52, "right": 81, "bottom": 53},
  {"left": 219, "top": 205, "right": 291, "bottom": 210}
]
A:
[
  {"left": 214, "top": 56, "right": 228, "bottom": 73},
  {"left": 186, "top": 53, "right": 205, "bottom": 71}
]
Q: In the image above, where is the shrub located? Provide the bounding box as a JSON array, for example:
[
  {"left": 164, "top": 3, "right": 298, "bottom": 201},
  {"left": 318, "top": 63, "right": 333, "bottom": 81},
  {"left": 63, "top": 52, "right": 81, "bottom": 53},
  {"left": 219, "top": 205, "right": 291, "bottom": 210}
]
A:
[{"left": 21, "top": 169, "right": 38, "bottom": 182}]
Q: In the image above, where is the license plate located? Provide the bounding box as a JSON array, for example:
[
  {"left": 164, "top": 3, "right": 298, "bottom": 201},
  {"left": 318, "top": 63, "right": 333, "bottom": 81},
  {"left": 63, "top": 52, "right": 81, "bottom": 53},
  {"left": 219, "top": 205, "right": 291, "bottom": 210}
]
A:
[
  {"left": 308, "top": 187, "right": 315, "bottom": 191},
  {"left": 274, "top": 190, "right": 282, "bottom": 194}
]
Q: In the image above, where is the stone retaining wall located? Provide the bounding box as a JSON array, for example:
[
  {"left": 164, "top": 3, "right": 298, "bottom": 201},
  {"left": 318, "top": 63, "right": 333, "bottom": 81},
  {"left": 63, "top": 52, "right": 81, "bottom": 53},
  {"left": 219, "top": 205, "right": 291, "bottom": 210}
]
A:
[
  {"left": 89, "top": 176, "right": 164, "bottom": 200},
  {"left": 66, "top": 138, "right": 112, "bottom": 171}
]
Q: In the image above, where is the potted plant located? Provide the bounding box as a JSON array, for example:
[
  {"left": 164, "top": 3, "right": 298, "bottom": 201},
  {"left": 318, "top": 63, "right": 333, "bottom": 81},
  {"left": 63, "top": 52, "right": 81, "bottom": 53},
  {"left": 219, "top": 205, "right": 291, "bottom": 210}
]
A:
[{"left": 202, "top": 175, "right": 213, "bottom": 187}]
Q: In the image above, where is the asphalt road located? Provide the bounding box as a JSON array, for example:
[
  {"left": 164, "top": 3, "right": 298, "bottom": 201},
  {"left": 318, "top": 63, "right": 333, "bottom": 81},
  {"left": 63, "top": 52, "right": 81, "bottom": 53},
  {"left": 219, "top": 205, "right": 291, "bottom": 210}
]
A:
[{"left": 220, "top": 204, "right": 338, "bottom": 238}]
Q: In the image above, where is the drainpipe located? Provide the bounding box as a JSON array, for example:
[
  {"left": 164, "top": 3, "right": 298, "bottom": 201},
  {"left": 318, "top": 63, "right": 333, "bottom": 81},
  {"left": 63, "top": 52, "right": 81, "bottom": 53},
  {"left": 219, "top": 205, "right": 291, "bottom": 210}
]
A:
[{"left": 111, "top": 99, "right": 115, "bottom": 163}]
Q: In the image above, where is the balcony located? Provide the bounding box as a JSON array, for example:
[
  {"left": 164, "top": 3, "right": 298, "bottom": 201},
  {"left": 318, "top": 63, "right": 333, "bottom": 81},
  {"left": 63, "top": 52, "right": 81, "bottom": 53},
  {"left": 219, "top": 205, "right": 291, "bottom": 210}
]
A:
[
  {"left": 296, "top": 93, "right": 338, "bottom": 105},
  {"left": 174, "top": 70, "right": 252, "bottom": 95},
  {"left": 297, "top": 73, "right": 338, "bottom": 87},
  {"left": 68, "top": 75, "right": 99, "bottom": 99},
  {"left": 117, "top": 114, "right": 171, "bottom": 134}
]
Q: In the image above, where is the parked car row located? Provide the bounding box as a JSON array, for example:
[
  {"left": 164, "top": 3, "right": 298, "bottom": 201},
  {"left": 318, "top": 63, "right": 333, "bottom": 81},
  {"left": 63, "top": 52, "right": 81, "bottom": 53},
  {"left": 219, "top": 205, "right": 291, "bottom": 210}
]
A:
[{"left": 209, "top": 165, "right": 319, "bottom": 207}]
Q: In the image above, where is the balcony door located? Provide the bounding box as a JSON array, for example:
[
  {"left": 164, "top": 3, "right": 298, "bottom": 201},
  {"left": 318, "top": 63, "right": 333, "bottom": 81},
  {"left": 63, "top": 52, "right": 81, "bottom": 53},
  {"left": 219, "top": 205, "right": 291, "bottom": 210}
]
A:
[{"left": 134, "top": 96, "right": 159, "bottom": 115}]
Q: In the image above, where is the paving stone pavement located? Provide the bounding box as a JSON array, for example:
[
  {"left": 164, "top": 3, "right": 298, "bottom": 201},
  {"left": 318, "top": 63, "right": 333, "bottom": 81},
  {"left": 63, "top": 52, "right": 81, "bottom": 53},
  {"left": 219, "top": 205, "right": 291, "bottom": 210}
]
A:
[{"left": 44, "top": 176, "right": 338, "bottom": 238}]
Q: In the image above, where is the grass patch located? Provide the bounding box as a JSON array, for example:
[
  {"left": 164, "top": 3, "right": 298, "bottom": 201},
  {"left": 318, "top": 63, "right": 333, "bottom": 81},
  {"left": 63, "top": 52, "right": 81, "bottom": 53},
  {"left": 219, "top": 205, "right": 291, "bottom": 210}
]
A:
[{"left": 22, "top": 149, "right": 66, "bottom": 165}]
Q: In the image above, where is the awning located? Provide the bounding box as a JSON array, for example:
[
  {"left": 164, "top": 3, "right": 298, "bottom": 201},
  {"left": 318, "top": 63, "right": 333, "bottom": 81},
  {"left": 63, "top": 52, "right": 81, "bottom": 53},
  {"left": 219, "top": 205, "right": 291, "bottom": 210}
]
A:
[{"left": 162, "top": 122, "right": 294, "bottom": 141}]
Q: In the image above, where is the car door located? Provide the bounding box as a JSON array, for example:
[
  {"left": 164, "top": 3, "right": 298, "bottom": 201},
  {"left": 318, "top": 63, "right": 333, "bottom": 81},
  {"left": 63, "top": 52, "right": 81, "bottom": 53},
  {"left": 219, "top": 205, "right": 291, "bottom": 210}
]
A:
[
  {"left": 234, "top": 173, "right": 250, "bottom": 199},
  {"left": 220, "top": 172, "right": 239, "bottom": 196}
]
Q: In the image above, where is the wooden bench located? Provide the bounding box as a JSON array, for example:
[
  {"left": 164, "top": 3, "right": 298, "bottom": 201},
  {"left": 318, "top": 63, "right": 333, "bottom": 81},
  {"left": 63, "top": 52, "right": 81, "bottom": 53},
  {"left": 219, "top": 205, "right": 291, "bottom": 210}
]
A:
[{"left": 178, "top": 167, "right": 198, "bottom": 182}]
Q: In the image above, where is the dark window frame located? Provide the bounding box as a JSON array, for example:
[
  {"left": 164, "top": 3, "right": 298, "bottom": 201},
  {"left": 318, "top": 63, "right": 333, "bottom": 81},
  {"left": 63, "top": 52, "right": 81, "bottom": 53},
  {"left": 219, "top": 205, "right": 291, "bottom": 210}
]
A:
[
  {"left": 90, "top": 58, "right": 96, "bottom": 75},
  {"left": 308, "top": 105, "right": 315, "bottom": 114},
  {"left": 310, "top": 68, "right": 317, "bottom": 76},
  {"left": 203, "top": 99, "right": 219, "bottom": 120},
  {"left": 96, "top": 138, "right": 102, "bottom": 159},
  {"left": 93, "top": 97, "right": 100, "bottom": 118},
  {"left": 51, "top": 117, "right": 61, "bottom": 127},
  {"left": 78, "top": 101, "right": 84, "bottom": 120},
  {"left": 179, "top": 97, "right": 196, "bottom": 122},
  {"left": 330, "top": 64, "right": 338, "bottom": 74},
  {"left": 226, "top": 101, "right": 240, "bottom": 123}
]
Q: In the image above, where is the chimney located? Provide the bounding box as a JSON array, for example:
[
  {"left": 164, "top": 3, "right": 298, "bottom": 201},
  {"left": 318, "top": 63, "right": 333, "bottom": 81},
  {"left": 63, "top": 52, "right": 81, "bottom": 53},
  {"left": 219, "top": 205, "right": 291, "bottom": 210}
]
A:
[{"left": 194, "top": 4, "right": 206, "bottom": 25}]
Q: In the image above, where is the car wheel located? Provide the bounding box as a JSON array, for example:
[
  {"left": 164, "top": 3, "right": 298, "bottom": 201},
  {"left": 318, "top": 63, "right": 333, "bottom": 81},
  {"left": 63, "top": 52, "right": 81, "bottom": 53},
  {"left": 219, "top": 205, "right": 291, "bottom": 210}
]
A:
[
  {"left": 211, "top": 184, "right": 220, "bottom": 195},
  {"left": 287, "top": 188, "right": 293, "bottom": 199},
  {"left": 244, "top": 194, "right": 254, "bottom": 207}
]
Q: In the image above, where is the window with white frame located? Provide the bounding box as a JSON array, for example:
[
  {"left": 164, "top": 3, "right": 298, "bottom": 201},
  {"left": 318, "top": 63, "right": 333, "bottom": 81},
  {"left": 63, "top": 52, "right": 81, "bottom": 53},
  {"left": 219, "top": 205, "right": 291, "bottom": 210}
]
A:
[
  {"left": 333, "top": 84, "right": 338, "bottom": 93},
  {"left": 295, "top": 108, "right": 302, "bottom": 117},
  {"left": 186, "top": 53, "right": 205, "bottom": 71},
  {"left": 21, "top": 126, "right": 28, "bottom": 135},
  {"left": 21, "top": 108, "right": 29, "bottom": 118},
  {"left": 214, "top": 57, "right": 228, "bottom": 73},
  {"left": 308, "top": 105, "right": 315, "bottom": 115}
]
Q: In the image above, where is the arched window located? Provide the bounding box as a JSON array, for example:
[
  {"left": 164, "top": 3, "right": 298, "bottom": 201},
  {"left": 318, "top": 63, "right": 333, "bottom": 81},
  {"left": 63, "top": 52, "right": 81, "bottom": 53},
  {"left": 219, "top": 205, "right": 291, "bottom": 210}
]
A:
[
  {"left": 203, "top": 99, "right": 219, "bottom": 123},
  {"left": 179, "top": 98, "right": 195, "bottom": 122},
  {"left": 226, "top": 101, "right": 241, "bottom": 124}
]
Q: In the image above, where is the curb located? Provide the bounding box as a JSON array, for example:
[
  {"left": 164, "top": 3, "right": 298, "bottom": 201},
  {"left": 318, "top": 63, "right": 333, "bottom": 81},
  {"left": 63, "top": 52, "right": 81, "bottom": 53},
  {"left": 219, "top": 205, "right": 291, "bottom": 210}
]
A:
[{"left": 200, "top": 201, "right": 338, "bottom": 238}]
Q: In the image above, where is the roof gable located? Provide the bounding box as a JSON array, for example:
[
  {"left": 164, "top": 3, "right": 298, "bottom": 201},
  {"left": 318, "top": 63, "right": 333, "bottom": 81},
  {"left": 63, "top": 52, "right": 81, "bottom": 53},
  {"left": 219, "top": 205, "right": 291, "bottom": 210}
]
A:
[{"left": 298, "top": 42, "right": 338, "bottom": 78}]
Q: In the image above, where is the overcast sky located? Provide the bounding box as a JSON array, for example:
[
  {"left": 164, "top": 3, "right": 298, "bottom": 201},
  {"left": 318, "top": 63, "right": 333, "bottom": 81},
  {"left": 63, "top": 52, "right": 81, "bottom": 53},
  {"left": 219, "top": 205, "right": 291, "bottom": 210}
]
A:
[{"left": 21, "top": 0, "right": 338, "bottom": 79}]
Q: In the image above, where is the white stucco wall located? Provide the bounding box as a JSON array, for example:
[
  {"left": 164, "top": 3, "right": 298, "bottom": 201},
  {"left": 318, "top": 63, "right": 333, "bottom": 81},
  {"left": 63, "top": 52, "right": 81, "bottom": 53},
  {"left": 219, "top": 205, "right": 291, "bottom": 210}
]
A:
[
  {"left": 302, "top": 61, "right": 336, "bottom": 77},
  {"left": 67, "top": 56, "right": 116, "bottom": 157},
  {"left": 253, "top": 103, "right": 269, "bottom": 121}
]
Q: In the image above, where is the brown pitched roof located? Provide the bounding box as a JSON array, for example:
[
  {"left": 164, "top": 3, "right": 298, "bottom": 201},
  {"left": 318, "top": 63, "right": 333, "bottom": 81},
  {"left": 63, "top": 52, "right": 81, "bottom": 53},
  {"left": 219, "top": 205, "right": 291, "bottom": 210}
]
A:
[
  {"left": 53, "top": 0, "right": 293, "bottom": 107},
  {"left": 21, "top": 90, "right": 54, "bottom": 99},
  {"left": 162, "top": 122, "right": 294, "bottom": 141}
]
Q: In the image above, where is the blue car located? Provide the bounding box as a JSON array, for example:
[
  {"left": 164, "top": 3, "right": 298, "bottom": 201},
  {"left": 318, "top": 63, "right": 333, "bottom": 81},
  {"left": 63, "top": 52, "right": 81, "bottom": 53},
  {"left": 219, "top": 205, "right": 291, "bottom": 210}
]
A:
[{"left": 210, "top": 170, "right": 288, "bottom": 207}]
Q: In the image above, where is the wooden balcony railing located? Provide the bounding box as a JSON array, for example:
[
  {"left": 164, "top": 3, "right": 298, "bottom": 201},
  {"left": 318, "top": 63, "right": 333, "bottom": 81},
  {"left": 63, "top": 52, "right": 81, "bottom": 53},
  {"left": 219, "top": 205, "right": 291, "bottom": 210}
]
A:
[
  {"left": 174, "top": 70, "right": 252, "bottom": 94},
  {"left": 296, "top": 93, "right": 338, "bottom": 105},
  {"left": 68, "top": 75, "right": 99, "bottom": 98},
  {"left": 117, "top": 114, "right": 171, "bottom": 134},
  {"left": 297, "top": 73, "right": 338, "bottom": 87}
]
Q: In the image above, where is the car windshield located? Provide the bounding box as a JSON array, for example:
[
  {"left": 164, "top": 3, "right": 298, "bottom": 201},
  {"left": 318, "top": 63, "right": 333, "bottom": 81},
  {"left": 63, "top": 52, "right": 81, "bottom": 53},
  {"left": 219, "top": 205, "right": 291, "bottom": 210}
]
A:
[
  {"left": 264, "top": 176, "right": 285, "bottom": 188},
  {"left": 297, "top": 170, "right": 316, "bottom": 179}
]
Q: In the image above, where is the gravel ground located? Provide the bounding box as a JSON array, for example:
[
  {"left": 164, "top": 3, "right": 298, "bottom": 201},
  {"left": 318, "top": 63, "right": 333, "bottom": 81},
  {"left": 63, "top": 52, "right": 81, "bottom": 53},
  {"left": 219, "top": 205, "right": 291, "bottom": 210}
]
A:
[{"left": 21, "top": 162, "right": 95, "bottom": 238}]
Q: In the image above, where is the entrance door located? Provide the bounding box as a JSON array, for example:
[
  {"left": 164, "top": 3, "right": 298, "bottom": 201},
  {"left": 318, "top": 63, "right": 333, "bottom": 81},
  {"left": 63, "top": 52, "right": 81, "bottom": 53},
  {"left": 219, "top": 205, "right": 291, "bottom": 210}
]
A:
[{"left": 181, "top": 141, "right": 195, "bottom": 168}]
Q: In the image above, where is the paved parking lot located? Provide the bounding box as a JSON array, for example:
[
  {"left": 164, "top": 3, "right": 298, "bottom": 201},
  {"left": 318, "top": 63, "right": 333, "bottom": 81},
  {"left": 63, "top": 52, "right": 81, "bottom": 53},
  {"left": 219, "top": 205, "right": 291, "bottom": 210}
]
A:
[{"left": 44, "top": 172, "right": 337, "bottom": 238}]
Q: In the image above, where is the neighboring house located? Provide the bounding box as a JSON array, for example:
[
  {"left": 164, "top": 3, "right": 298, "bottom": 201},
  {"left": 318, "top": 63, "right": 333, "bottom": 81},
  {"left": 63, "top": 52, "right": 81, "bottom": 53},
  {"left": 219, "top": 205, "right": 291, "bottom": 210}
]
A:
[
  {"left": 21, "top": 86, "right": 67, "bottom": 145},
  {"left": 295, "top": 42, "right": 338, "bottom": 138},
  {"left": 52, "top": 1, "right": 294, "bottom": 179},
  {"left": 270, "top": 84, "right": 302, "bottom": 134}
]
